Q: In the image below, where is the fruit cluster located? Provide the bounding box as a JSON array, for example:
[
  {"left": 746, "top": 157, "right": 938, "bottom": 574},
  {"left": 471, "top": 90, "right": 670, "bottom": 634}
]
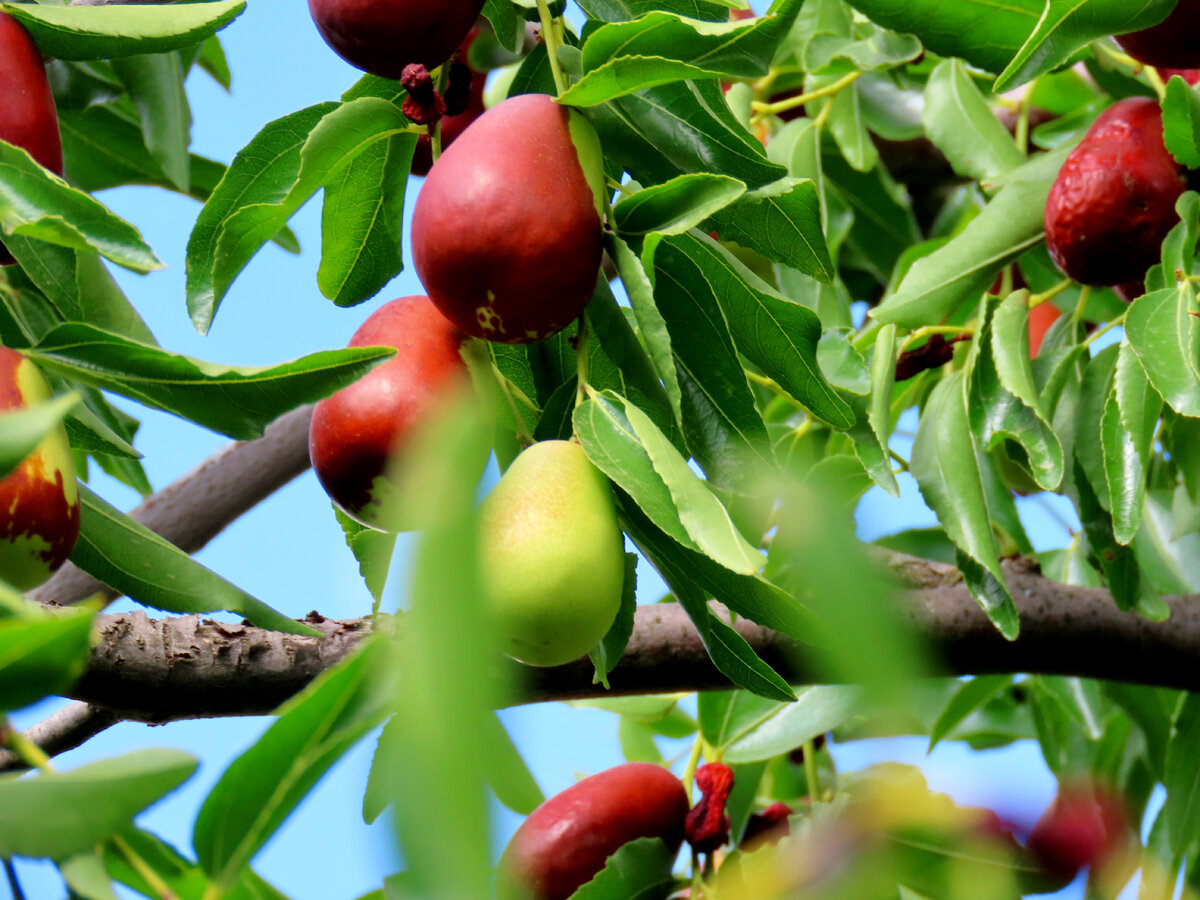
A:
[{"left": 305, "top": 0, "right": 618, "bottom": 669}]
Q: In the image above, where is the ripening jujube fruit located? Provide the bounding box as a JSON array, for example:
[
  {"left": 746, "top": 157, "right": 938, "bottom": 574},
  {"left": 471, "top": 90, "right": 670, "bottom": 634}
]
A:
[
  {"left": 308, "top": 296, "right": 469, "bottom": 531},
  {"left": 0, "top": 347, "right": 80, "bottom": 590},
  {"left": 1115, "top": 0, "right": 1200, "bottom": 69},
  {"left": 411, "top": 93, "right": 606, "bottom": 344},
  {"left": 307, "top": 0, "right": 485, "bottom": 79},
  {"left": 498, "top": 762, "right": 690, "bottom": 900},
  {"left": 1044, "top": 98, "right": 1185, "bottom": 288},
  {"left": 479, "top": 440, "right": 624, "bottom": 667},
  {"left": 1027, "top": 781, "right": 1130, "bottom": 890},
  {"left": 0, "top": 12, "right": 63, "bottom": 267}
]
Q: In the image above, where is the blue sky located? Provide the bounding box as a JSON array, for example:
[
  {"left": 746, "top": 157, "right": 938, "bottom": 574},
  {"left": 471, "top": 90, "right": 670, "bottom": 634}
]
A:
[{"left": 4, "top": 2, "right": 1119, "bottom": 898}]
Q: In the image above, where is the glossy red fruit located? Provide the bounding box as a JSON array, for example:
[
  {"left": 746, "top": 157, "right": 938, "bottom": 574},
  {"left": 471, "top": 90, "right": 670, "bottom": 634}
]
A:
[
  {"left": 308, "top": 296, "right": 468, "bottom": 530},
  {"left": 0, "top": 347, "right": 80, "bottom": 590},
  {"left": 1115, "top": 0, "right": 1200, "bottom": 69},
  {"left": 411, "top": 93, "right": 605, "bottom": 344},
  {"left": 1028, "top": 302, "right": 1061, "bottom": 358},
  {"left": 499, "top": 762, "right": 690, "bottom": 900},
  {"left": 0, "top": 13, "right": 63, "bottom": 267},
  {"left": 1044, "top": 98, "right": 1185, "bottom": 287},
  {"left": 1027, "top": 781, "right": 1129, "bottom": 888},
  {"left": 307, "top": 0, "right": 485, "bottom": 78}
]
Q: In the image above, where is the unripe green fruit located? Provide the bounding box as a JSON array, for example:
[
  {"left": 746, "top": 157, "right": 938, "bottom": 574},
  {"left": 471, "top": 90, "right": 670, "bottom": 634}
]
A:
[
  {"left": 479, "top": 440, "right": 623, "bottom": 666},
  {"left": 0, "top": 347, "right": 80, "bottom": 590},
  {"left": 411, "top": 93, "right": 606, "bottom": 344},
  {"left": 498, "top": 762, "right": 689, "bottom": 900}
]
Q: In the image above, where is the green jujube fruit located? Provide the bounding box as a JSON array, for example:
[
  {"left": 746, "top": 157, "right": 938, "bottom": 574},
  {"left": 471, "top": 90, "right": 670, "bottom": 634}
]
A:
[{"left": 480, "top": 440, "right": 624, "bottom": 667}]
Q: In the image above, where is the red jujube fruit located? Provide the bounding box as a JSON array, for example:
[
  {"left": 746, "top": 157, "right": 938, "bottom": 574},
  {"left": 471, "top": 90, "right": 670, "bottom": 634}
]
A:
[
  {"left": 1115, "top": 0, "right": 1200, "bottom": 69},
  {"left": 1027, "top": 780, "right": 1130, "bottom": 889},
  {"left": 0, "top": 346, "right": 80, "bottom": 590},
  {"left": 498, "top": 762, "right": 689, "bottom": 900},
  {"left": 307, "top": 0, "right": 485, "bottom": 78},
  {"left": 410, "top": 93, "right": 605, "bottom": 344},
  {"left": 1044, "top": 98, "right": 1185, "bottom": 288},
  {"left": 308, "top": 296, "right": 468, "bottom": 530},
  {"left": 0, "top": 12, "right": 63, "bottom": 267}
]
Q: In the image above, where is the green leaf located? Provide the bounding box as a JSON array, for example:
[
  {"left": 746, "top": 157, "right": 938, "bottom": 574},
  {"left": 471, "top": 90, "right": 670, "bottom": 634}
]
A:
[
  {"left": 1125, "top": 285, "right": 1200, "bottom": 418},
  {"left": 0, "top": 140, "right": 163, "bottom": 273},
  {"left": 60, "top": 850, "right": 122, "bottom": 900},
  {"left": 699, "top": 686, "right": 859, "bottom": 763},
  {"left": 578, "top": 0, "right": 730, "bottom": 24},
  {"left": 662, "top": 232, "right": 850, "bottom": 427},
  {"left": 996, "top": 0, "right": 1178, "bottom": 93},
  {"left": 194, "top": 640, "right": 392, "bottom": 889},
  {"left": 0, "top": 607, "right": 94, "bottom": 713},
  {"left": 1163, "top": 73, "right": 1200, "bottom": 169},
  {"left": 28, "top": 322, "right": 392, "bottom": 441},
  {"left": 0, "top": 749, "right": 197, "bottom": 859},
  {"left": 562, "top": 55, "right": 737, "bottom": 105},
  {"left": 317, "top": 133, "right": 416, "bottom": 307},
  {"left": 335, "top": 508, "right": 397, "bottom": 607},
  {"left": 614, "top": 173, "right": 746, "bottom": 236},
  {"left": 704, "top": 177, "right": 833, "bottom": 282},
  {"left": 71, "top": 485, "right": 320, "bottom": 636},
  {"left": 1107, "top": 344, "right": 1161, "bottom": 544},
  {"left": 841, "top": 0, "right": 1042, "bottom": 75},
  {"left": 1164, "top": 693, "right": 1200, "bottom": 858},
  {"left": 873, "top": 148, "right": 1068, "bottom": 329},
  {"left": 111, "top": 52, "right": 192, "bottom": 195},
  {"left": 0, "top": 391, "right": 78, "bottom": 480},
  {"left": 1, "top": 0, "right": 245, "bottom": 60},
  {"left": 591, "top": 80, "right": 786, "bottom": 191},
  {"left": 922, "top": 59, "right": 1025, "bottom": 184},
  {"left": 567, "top": 837, "right": 677, "bottom": 900},
  {"left": 590, "top": 553, "right": 639, "bottom": 686},
  {"left": 928, "top": 675, "right": 1013, "bottom": 751},
  {"left": 187, "top": 99, "right": 413, "bottom": 333},
  {"left": 574, "top": 390, "right": 764, "bottom": 574},
  {"left": 911, "top": 374, "right": 1018, "bottom": 639}
]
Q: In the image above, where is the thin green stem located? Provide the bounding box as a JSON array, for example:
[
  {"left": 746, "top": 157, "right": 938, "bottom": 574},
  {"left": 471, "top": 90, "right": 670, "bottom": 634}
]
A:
[
  {"left": 430, "top": 63, "right": 449, "bottom": 163},
  {"left": 682, "top": 735, "right": 704, "bottom": 797},
  {"left": 1029, "top": 279, "right": 1072, "bottom": 307},
  {"left": 535, "top": 0, "right": 568, "bottom": 96},
  {"left": 1082, "top": 311, "right": 1126, "bottom": 349},
  {"left": 112, "top": 834, "right": 180, "bottom": 900},
  {"left": 750, "top": 70, "right": 861, "bottom": 122},
  {"left": 1145, "top": 65, "right": 1167, "bottom": 101},
  {"left": 574, "top": 315, "right": 590, "bottom": 409},
  {"left": 887, "top": 447, "right": 910, "bottom": 473},
  {"left": 900, "top": 324, "right": 975, "bottom": 351},
  {"left": 802, "top": 739, "right": 820, "bottom": 801},
  {"left": 1, "top": 719, "right": 53, "bottom": 772}
]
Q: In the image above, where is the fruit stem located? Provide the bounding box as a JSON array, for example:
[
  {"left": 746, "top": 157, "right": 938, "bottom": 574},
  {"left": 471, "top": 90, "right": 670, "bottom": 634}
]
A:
[
  {"left": 899, "top": 324, "right": 974, "bottom": 352},
  {"left": 1069, "top": 284, "right": 1091, "bottom": 331},
  {"left": 574, "top": 314, "right": 590, "bottom": 409},
  {"left": 802, "top": 738, "right": 820, "bottom": 800},
  {"left": 1144, "top": 65, "right": 1168, "bottom": 101},
  {"left": 749, "top": 70, "right": 861, "bottom": 123},
  {"left": 1081, "top": 311, "right": 1127, "bottom": 349},
  {"left": 682, "top": 734, "right": 705, "bottom": 797},
  {"left": 1029, "top": 279, "right": 1072, "bottom": 307},
  {"left": 535, "top": 0, "right": 569, "bottom": 96},
  {"left": 112, "top": 834, "right": 180, "bottom": 900}
]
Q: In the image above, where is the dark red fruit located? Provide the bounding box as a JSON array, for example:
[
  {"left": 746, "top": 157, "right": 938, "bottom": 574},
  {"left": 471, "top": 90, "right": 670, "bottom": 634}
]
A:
[
  {"left": 742, "top": 802, "right": 793, "bottom": 851},
  {"left": 685, "top": 762, "right": 734, "bottom": 854},
  {"left": 1027, "top": 781, "right": 1129, "bottom": 888},
  {"left": 498, "top": 762, "right": 689, "bottom": 900},
  {"left": 411, "top": 93, "right": 605, "bottom": 343},
  {"left": 308, "top": 296, "right": 468, "bottom": 530},
  {"left": 1160, "top": 67, "right": 1200, "bottom": 84},
  {"left": 0, "top": 347, "right": 80, "bottom": 590},
  {"left": 1115, "top": 0, "right": 1200, "bottom": 69},
  {"left": 0, "top": 13, "right": 63, "bottom": 267},
  {"left": 307, "top": 0, "right": 485, "bottom": 78},
  {"left": 1044, "top": 98, "right": 1185, "bottom": 287}
]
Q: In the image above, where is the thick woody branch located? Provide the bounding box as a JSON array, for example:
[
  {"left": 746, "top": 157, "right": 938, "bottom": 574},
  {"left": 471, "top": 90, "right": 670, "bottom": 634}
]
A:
[{"left": 54, "top": 555, "right": 1200, "bottom": 723}]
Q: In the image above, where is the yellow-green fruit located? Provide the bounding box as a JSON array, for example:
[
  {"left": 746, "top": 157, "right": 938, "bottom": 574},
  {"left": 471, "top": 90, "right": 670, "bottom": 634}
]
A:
[{"left": 480, "top": 440, "right": 623, "bottom": 667}]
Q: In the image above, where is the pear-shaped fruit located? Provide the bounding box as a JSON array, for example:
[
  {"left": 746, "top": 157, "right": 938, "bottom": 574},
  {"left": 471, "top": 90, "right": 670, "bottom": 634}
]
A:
[
  {"left": 1115, "top": 0, "right": 1200, "bottom": 69},
  {"left": 1044, "top": 98, "right": 1185, "bottom": 288},
  {"left": 411, "top": 93, "right": 605, "bottom": 344},
  {"left": 498, "top": 762, "right": 689, "bottom": 900},
  {"left": 479, "top": 440, "right": 623, "bottom": 666},
  {"left": 307, "top": 0, "right": 485, "bottom": 78},
  {"left": 0, "top": 347, "right": 80, "bottom": 590},
  {"left": 0, "top": 13, "right": 62, "bottom": 267},
  {"left": 308, "top": 296, "right": 469, "bottom": 530}
]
